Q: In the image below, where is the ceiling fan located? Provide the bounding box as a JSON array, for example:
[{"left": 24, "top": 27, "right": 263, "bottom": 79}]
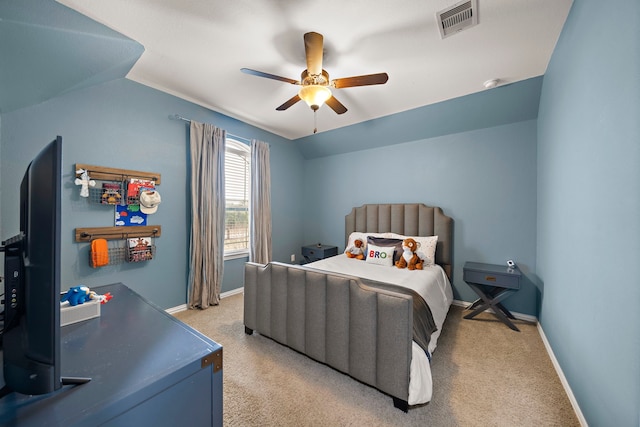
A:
[{"left": 241, "top": 31, "right": 389, "bottom": 132}]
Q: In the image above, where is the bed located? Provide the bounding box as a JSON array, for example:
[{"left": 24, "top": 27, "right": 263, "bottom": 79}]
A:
[{"left": 243, "top": 203, "right": 453, "bottom": 410}]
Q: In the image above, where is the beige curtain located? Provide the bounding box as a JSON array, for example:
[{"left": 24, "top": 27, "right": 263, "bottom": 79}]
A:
[
  {"left": 188, "top": 121, "right": 225, "bottom": 308},
  {"left": 249, "top": 139, "right": 272, "bottom": 264}
]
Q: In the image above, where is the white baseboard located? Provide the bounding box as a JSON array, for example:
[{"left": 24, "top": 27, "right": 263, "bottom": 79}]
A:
[
  {"left": 165, "top": 304, "right": 187, "bottom": 314},
  {"left": 537, "top": 323, "right": 588, "bottom": 427},
  {"left": 221, "top": 287, "right": 244, "bottom": 299},
  {"left": 165, "top": 287, "right": 244, "bottom": 315}
]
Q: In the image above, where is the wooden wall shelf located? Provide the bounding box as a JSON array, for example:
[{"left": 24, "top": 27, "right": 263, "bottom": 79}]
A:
[
  {"left": 75, "top": 226, "right": 161, "bottom": 242},
  {"left": 75, "top": 164, "right": 161, "bottom": 185}
]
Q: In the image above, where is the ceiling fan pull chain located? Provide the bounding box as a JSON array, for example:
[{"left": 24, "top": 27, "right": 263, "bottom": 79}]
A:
[{"left": 313, "top": 109, "right": 318, "bottom": 134}]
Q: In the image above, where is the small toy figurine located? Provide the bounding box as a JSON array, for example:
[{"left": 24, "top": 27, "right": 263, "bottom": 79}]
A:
[
  {"left": 61, "top": 285, "right": 113, "bottom": 306},
  {"left": 60, "top": 286, "right": 92, "bottom": 306},
  {"left": 345, "top": 239, "right": 365, "bottom": 260},
  {"left": 74, "top": 169, "right": 96, "bottom": 198},
  {"left": 90, "top": 291, "right": 113, "bottom": 304}
]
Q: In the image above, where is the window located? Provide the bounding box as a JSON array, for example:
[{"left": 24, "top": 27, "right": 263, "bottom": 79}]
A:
[{"left": 224, "top": 139, "right": 250, "bottom": 256}]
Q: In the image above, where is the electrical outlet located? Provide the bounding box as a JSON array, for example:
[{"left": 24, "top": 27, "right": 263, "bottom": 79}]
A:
[{"left": 290, "top": 254, "right": 295, "bottom": 262}]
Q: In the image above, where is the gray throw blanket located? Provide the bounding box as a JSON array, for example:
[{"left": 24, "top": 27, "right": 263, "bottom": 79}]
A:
[{"left": 360, "top": 278, "right": 437, "bottom": 360}]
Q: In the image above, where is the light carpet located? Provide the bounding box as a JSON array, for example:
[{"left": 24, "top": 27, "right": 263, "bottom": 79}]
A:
[{"left": 174, "top": 293, "right": 580, "bottom": 426}]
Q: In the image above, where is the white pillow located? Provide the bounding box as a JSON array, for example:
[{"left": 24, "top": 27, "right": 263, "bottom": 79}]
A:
[
  {"left": 414, "top": 235, "right": 438, "bottom": 266},
  {"left": 365, "top": 244, "right": 395, "bottom": 267},
  {"left": 385, "top": 233, "right": 438, "bottom": 266}
]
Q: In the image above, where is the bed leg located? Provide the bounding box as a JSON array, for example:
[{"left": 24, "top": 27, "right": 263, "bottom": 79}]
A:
[
  {"left": 244, "top": 326, "right": 253, "bottom": 335},
  {"left": 392, "top": 397, "right": 408, "bottom": 412}
]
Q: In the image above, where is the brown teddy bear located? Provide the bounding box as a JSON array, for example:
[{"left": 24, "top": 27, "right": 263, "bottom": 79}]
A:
[
  {"left": 395, "top": 238, "right": 423, "bottom": 270},
  {"left": 345, "top": 239, "right": 365, "bottom": 260}
]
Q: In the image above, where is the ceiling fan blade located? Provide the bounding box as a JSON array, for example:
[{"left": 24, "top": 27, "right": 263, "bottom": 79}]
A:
[
  {"left": 241, "top": 68, "right": 299, "bottom": 85},
  {"left": 276, "top": 94, "right": 301, "bottom": 111},
  {"left": 304, "top": 32, "right": 323, "bottom": 76},
  {"left": 325, "top": 96, "right": 347, "bottom": 115},
  {"left": 332, "top": 73, "right": 389, "bottom": 89}
]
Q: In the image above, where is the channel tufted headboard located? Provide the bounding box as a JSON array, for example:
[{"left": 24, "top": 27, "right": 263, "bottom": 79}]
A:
[{"left": 345, "top": 203, "right": 453, "bottom": 280}]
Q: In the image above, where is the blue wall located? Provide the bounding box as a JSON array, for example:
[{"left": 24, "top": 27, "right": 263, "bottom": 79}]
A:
[
  {"left": 2, "top": 1, "right": 639, "bottom": 424},
  {"left": 301, "top": 120, "right": 539, "bottom": 315},
  {"left": 0, "top": 78, "right": 305, "bottom": 308},
  {"left": 295, "top": 76, "right": 543, "bottom": 159},
  {"left": 0, "top": 71, "right": 542, "bottom": 317},
  {"left": 537, "top": 0, "right": 640, "bottom": 425}
]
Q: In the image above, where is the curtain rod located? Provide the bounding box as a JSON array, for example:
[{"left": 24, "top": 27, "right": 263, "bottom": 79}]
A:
[{"left": 169, "top": 114, "right": 252, "bottom": 144}]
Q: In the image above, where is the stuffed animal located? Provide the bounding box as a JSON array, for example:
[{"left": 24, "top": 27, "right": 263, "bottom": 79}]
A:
[
  {"left": 345, "top": 239, "right": 365, "bottom": 260},
  {"left": 60, "top": 286, "right": 92, "bottom": 306},
  {"left": 395, "top": 238, "right": 424, "bottom": 270},
  {"left": 74, "top": 169, "right": 96, "bottom": 198},
  {"left": 61, "top": 285, "right": 113, "bottom": 306}
]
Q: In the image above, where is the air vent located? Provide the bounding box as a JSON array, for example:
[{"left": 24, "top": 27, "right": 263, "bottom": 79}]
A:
[{"left": 437, "top": 0, "right": 478, "bottom": 39}]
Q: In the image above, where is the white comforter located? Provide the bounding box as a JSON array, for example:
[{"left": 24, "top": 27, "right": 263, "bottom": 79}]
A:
[{"left": 306, "top": 254, "right": 453, "bottom": 405}]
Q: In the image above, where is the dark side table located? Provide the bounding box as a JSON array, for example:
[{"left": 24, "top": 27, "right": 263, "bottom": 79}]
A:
[
  {"left": 463, "top": 261, "right": 522, "bottom": 331},
  {"left": 301, "top": 243, "right": 338, "bottom": 263}
]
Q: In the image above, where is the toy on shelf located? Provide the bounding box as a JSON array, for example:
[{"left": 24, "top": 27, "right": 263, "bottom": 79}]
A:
[
  {"left": 74, "top": 169, "right": 96, "bottom": 198},
  {"left": 128, "top": 237, "right": 153, "bottom": 262},
  {"left": 90, "top": 290, "right": 113, "bottom": 304},
  {"left": 61, "top": 285, "right": 113, "bottom": 306},
  {"left": 61, "top": 286, "right": 91, "bottom": 306},
  {"left": 101, "top": 183, "right": 122, "bottom": 205}
]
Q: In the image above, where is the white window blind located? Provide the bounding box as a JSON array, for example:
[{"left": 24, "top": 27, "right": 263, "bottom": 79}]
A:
[{"left": 224, "top": 139, "right": 251, "bottom": 255}]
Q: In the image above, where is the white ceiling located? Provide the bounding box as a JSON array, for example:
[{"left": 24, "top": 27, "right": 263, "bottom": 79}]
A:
[{"left": 57, "top": 0, "right": 573, "bottom": 140}]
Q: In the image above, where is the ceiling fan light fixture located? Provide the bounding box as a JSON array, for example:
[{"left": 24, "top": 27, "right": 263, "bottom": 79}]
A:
[{"left": 298, "top": 85, "right": 332, "bottom": 110}]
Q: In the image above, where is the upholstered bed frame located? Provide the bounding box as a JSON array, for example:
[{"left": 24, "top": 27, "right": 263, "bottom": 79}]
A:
[{"left": 244, "top": 203, "right": 453, "bottom": 410}]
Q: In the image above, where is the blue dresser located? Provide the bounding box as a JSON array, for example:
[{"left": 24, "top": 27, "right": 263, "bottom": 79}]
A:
[{"left": 0, "top": 283, "right": 223, "bottom": 426}]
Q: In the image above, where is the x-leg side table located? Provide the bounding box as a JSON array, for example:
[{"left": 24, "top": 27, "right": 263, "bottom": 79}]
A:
[{"left": 463, "top": 262, "right": 522, "bottom": 331}]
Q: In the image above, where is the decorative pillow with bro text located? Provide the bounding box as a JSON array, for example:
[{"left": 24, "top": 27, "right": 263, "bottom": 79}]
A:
[
  {"left": 367, "top": 236, "right": 404, "bottom": 263},
  {"left": 365, "top": 244, "right": 395, "bottom": 267}
]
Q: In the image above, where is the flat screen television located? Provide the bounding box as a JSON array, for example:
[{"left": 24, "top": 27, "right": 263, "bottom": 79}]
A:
[{"left": 1, "top": 136, "right": 87, "bottom": 396}]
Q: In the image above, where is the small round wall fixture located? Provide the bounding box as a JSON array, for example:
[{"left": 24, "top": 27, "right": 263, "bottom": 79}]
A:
[{"left": 483, "top": 79, "right": 500, "bottom": 89}]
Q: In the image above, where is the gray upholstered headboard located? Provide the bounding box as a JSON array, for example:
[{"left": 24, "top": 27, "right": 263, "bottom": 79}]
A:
[{"left": 345, "top": 203, "right": 453, "bottom": 280}]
